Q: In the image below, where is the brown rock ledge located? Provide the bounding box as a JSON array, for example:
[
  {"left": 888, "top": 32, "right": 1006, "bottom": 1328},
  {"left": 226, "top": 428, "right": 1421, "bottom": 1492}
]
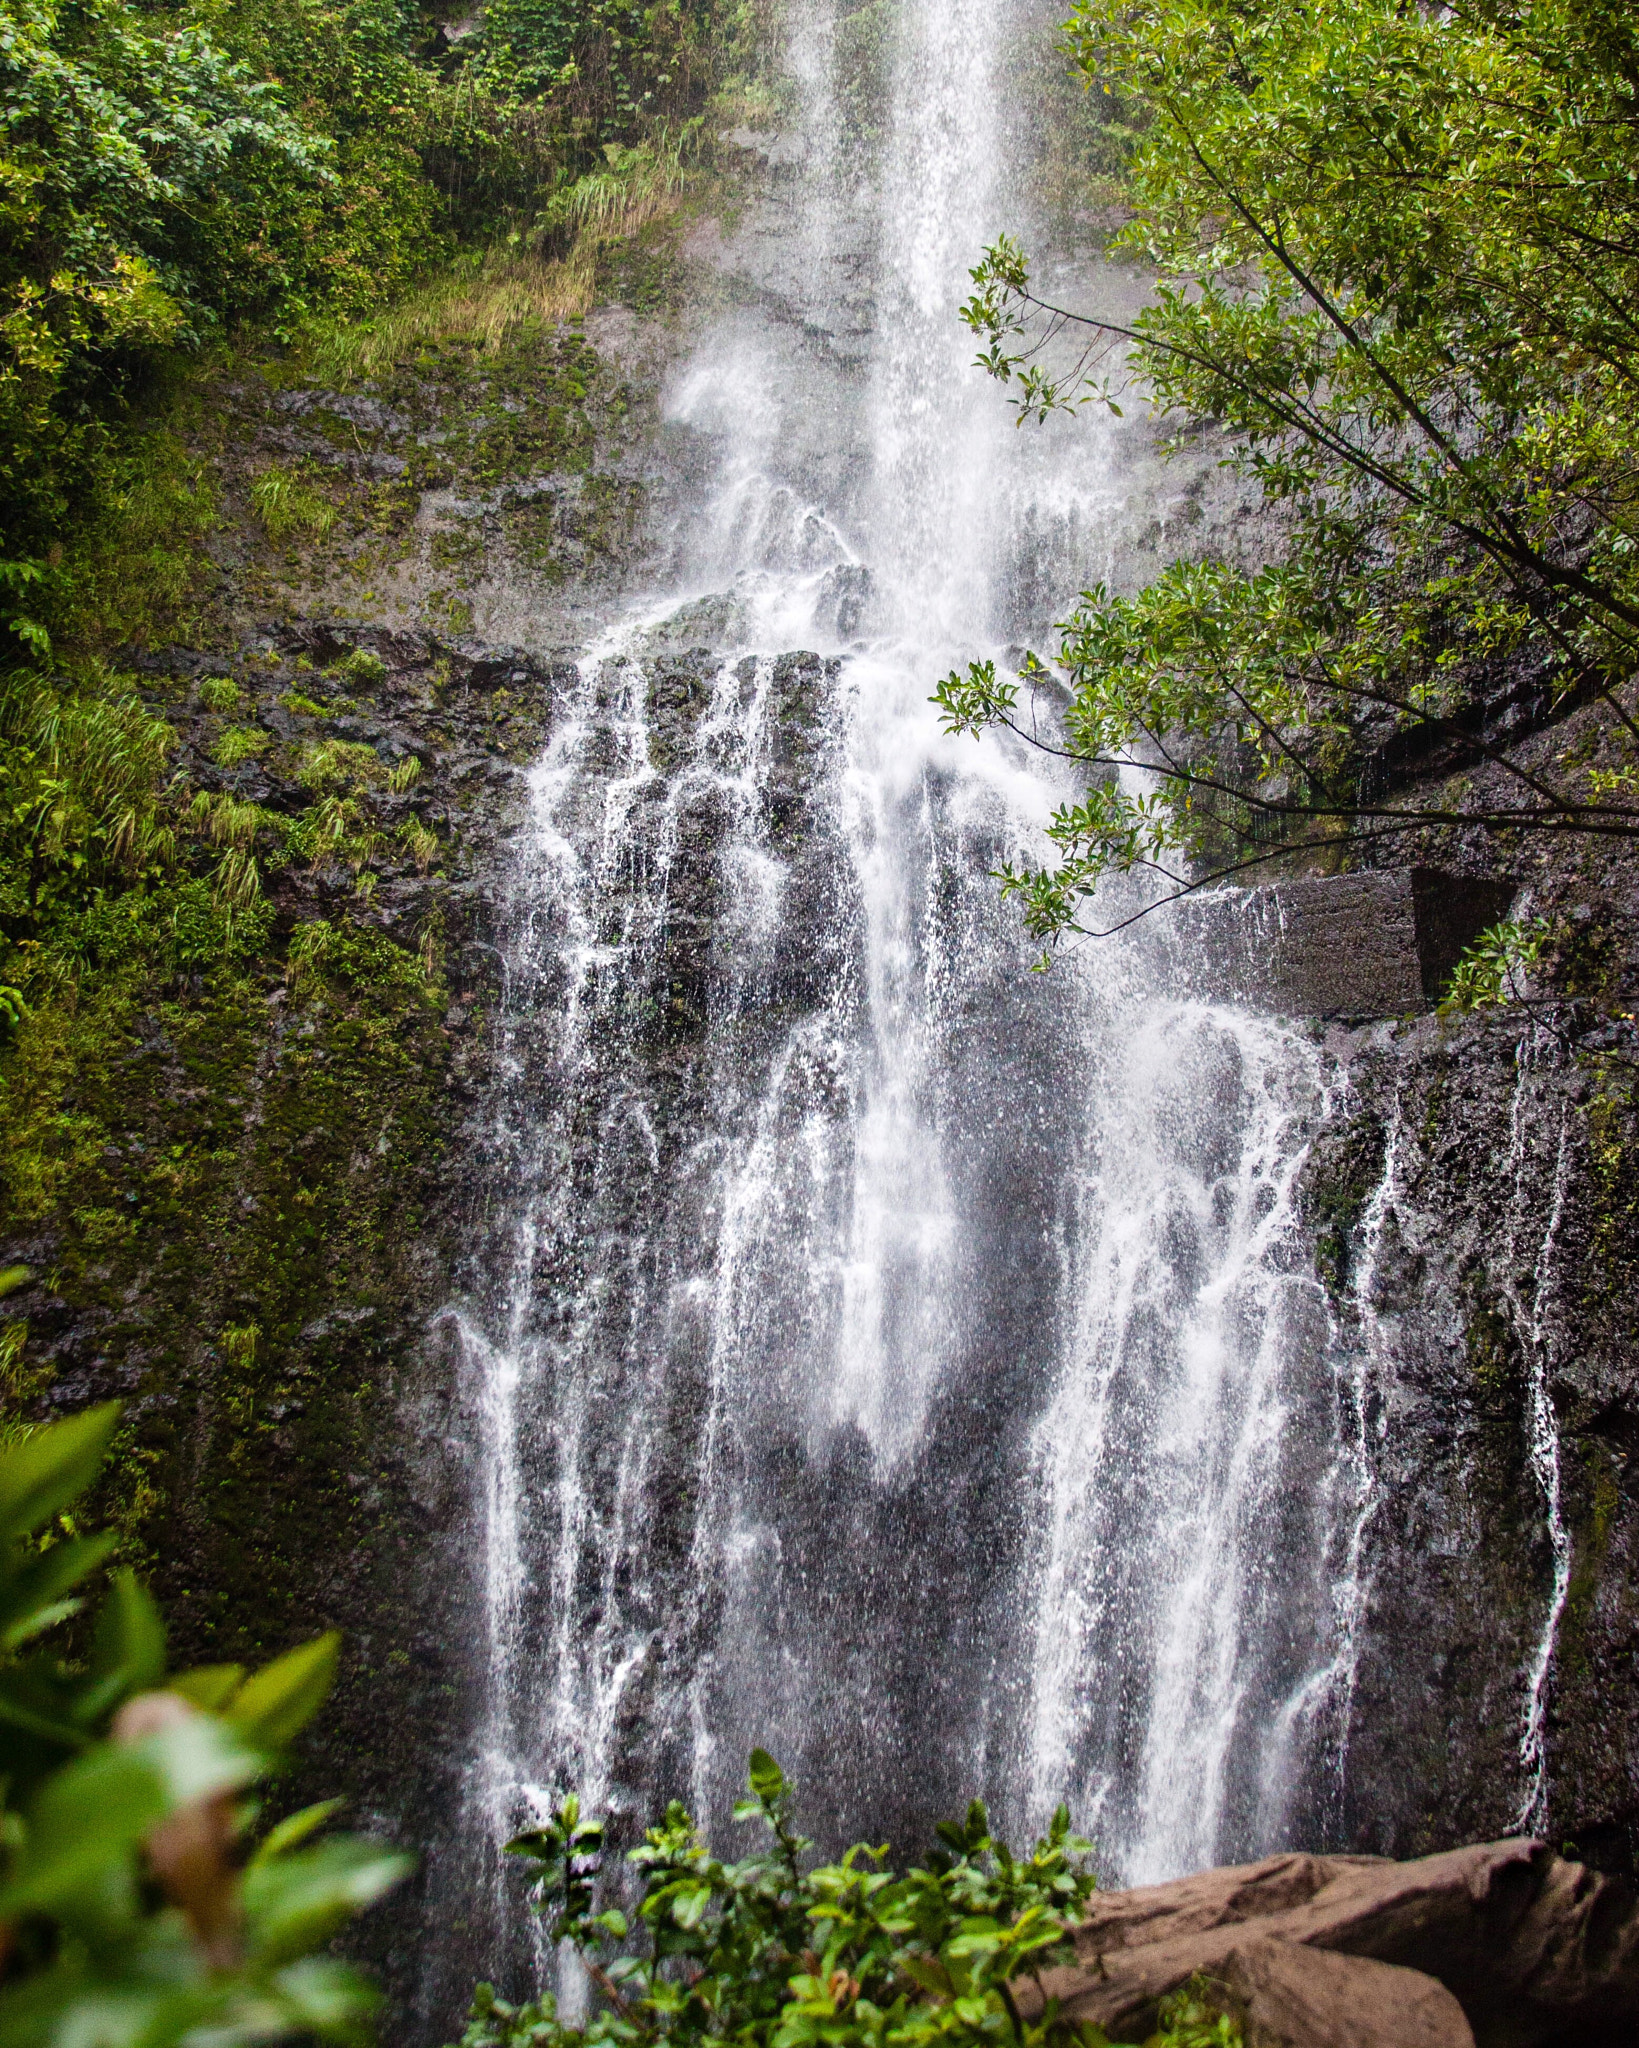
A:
[{"left": 1010, "top": 1839, "right": 1639, "bottom": 2047}]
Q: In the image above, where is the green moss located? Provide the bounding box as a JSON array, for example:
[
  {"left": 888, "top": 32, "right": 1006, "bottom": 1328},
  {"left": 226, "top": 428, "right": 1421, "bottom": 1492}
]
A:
[
  {"left": 1559, "top": 1454, "right": 1623, "bottom": 1679},
  {"left": 1300, "top": 1112, "right": 1388, "bottom": 1301},
  {"left": 212, "top": 724, "right": 272, "bottom": 766},
  {"left": 1466, "top": 1301, "right": 1516, "bottom": 1394},
  {"left": 1421, "top": 1067, "right": 1448, "bottom": 1147},
  {"left": 1584, "top": 1083, "right": 1639, "bottom": 1283},
  {"left": 0, "top": 908, "right": 450, "bottom": 1586}
]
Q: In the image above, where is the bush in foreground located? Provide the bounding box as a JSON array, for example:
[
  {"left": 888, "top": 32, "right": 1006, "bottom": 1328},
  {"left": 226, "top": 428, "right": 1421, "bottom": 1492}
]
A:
[{"left": 454, "top": 1756, "right": 1238, "bottom": 2048}]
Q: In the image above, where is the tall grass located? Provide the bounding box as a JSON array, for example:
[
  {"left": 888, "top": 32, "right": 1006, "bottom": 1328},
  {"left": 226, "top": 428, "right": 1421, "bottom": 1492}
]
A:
[
  {"left": 250, "top": 467, "right": 337, "bottom": 541},
  {"left": 305, "top": 245, "right": 597, "bottom": 385},
  {"left": 303, "top": 127, "right": 696, "bottom": 385}
]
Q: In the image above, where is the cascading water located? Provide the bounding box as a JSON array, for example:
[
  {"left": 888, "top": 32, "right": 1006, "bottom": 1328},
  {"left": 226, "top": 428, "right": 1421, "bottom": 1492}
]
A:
[
  {"left": 451, "top": 0, "right": 1375, "bottom": 1981},
  {"left": 1505, "top": 1039, "right": 1574, "bottom": 1832}
]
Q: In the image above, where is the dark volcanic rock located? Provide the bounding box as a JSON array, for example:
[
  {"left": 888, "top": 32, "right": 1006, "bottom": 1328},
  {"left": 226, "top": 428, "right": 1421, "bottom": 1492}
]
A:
[
  {"left": 1298, "top": 1011, "right": 1639, "bottom": 1868},
  {"left": 1162, "top": 868, "right": 1519, "bottom": 1018}
]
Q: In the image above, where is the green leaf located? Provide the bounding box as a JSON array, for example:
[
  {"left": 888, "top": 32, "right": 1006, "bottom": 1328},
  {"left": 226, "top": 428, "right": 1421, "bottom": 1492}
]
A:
[
  {"left": 169, "top": 1663, "right": 247, "bottom": 1712},
  {"left": 227, "top": 1632, "right": 339, "bottom": 1749},
  {"left": 253, "top": 1797, "right": 346, "bottom": 1865},
  {"left": 86, "top": 1569, "right": 167, "bottom": 1697},
  {"left": 0, "top": 1745, "right": 169, "bottom": 1916},
  {"left": 504, "top": 1829, "right": 559, "bottom": 1860},
  {"left": 747, "top": 1748, "right": 787, "bottom": 1805},
  {"left": 243, "top": 1836, "right": 412, "bottom": 1965},
  {"left": 0, "top": 1686, "right": 87, "bottom": 1753},
  {"left": 0, "top": 1404, "right": 121, "bottom": 1546},
  {"left": 8, "top": 1532, "right": 124, "bottom": 1645},
  {"left": 671, "top": 1882, "right": 713, "bottom": 1930},
  {"left": 2, "top": 1530, "right": 122, "bottom": 1645},
  {"left": 901, "top": 1957, "right": 955, "bottom": 1998},
  {"left": 272, "top": 1955, "right": 382, "bottom": 2034}
]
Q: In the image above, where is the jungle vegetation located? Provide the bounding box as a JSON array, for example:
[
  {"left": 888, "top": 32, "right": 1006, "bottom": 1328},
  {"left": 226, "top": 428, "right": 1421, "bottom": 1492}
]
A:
[
  {"left": 0, "top": 0, "right": 754, "bottom": 991},
  {"left": 944, "top": 0, "right": 1639, "bottom": 969},
  {"left": 0, "top": 0, "right": 760, "bottom": 1295}
]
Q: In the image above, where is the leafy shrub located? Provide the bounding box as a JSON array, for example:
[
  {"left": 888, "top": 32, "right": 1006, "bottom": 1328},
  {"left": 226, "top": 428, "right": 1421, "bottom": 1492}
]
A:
[
  {"left": 1440, "top": 919, "right": 1552, "bottom": 1014},
  {"left": 0, "top": 670, "right": 178, "bottom": 929},
  {"left": 0, "top": 0, "right": 326, "bottom": 571},
  {"left": 167, "top": 877, "right": 275, "bottom": 968},
  {"left": 0, "top": 1403, "right": 409, "bottom": 2048},
  {"left": 458, "top": 1758, "right": 1244, "bottom": 2048},
  {"left": 398, "top": 818, "right": 441, "bottom": 871},
  {"left": 298, "top": 739, "right": 386, "bottom": 794},
  {"left": 285, "top": 917, "right": 338, "bottom": 986},
  {"left": 461, "top": 1753, "right": 1100, "bottom": 2048}
]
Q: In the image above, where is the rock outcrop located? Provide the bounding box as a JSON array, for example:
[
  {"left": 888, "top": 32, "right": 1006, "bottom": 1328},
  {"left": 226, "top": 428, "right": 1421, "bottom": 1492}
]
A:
[
  {"left": 1014, "top": 1838, "right": 1639, "bottom": 2047},
  {"left": 1158, "top": 867, "right": 1519, "bottom": 1018}
]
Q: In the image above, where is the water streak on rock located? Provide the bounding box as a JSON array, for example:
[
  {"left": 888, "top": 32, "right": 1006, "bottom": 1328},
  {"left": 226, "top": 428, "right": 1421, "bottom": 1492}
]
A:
[{"left": 1507, "top": 1048, "right": 1574, "bottom": 1832}]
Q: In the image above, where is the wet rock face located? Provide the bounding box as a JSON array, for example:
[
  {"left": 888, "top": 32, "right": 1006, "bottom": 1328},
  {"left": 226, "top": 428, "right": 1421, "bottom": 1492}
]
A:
[
  {"left": 1299, "top": 1016, "right": 1639, "bottom": 1871},
  {"left": 1176, "top": 869, "right": 1520, "bottom": 1018}
]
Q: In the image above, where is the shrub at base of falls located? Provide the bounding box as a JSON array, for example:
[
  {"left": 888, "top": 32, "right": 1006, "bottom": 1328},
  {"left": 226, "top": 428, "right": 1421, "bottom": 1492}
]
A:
[
  {"left": 450, "top": 1755, "right": 1238, "bottom": 2048},
  {"left": 945, "top": 0, "right": 1639, "bottom": 949},
  {"left": 0, "top": 1397, "right": 409, "bottom": 2048}
]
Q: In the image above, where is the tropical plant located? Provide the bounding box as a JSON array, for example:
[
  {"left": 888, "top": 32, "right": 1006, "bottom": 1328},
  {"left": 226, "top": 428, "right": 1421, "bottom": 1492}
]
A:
[
  {"left": 0, "top": 1401, "right": 409, "bottom": 2048},
  {"left": 451, "top": 1752, "right": 1234, "bottom": 2048},
  {"left": 947, "top": 0, "right": 1639, "bottom": 949}
]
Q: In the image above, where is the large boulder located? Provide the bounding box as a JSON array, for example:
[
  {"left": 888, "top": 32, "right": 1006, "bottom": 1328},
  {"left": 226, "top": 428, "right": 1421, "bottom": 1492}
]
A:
[{"left": 1011, "top": 1839, "right": 1639, "bottom": 2048}]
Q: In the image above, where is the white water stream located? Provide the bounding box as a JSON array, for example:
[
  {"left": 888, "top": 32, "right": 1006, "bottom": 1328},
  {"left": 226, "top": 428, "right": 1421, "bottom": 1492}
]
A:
[{"left": 452, "top": 0, "right": 1378, "bottom": 1958}]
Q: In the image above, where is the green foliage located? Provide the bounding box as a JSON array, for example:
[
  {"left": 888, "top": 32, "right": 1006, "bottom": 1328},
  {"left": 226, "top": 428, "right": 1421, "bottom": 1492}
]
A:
[
  {"left": 458, "top": 1759, "right": 1244, "bottom": 2048},
  {"left": 0, "top": 668, "right": 177, "bottom": 931},
  {"left": 0, "top": 0, "right": 740, "bottom": 649},
  {"left": 0, "top": 1404, "right": 408, "bottom": 2048},
  {"left": 1139, "top": 1985, "right": 1238, "bottom": 2048},
  {"left": 462, "top": 1754, "right": 1100, "bottom": 2048},
  {"left": 0, "top": 0, "right": 326, "bottom": 576},
  {"left": 198, "top": 677, "right": 240, "bottom": 714},
  {"left": 952, "top": 0, "right": 1639, "bottom": 943},
  {"left": 338, "top": 648, "right": 386, "bottom": 690},
  {"left": 211, "top": 723, "right": 272, "bottom": 768},
  {"left": 1440, "top": 916, "right": 1551, "bottom": 1013}
]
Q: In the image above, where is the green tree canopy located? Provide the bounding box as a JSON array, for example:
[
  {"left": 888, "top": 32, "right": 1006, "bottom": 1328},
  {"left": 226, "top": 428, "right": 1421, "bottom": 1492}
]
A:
[{"left": 946, "top": 0, "right": 1639, "bottom": 946}]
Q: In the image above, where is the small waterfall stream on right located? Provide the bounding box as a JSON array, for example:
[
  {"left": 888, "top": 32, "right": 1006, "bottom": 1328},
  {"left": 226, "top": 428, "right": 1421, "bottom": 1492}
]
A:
[{"left": 451, "top": 0, "right": 1392, "bottom": 1961}]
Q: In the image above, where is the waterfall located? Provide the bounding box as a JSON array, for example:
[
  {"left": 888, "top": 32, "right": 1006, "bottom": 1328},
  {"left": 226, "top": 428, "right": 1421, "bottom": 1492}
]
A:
[
  {"left": 453, "top": 0, "right": 1369, "bottom": 1966},
  {"left": 1506, "top": 1042, "right": 1574, "bottom": 1832}
]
